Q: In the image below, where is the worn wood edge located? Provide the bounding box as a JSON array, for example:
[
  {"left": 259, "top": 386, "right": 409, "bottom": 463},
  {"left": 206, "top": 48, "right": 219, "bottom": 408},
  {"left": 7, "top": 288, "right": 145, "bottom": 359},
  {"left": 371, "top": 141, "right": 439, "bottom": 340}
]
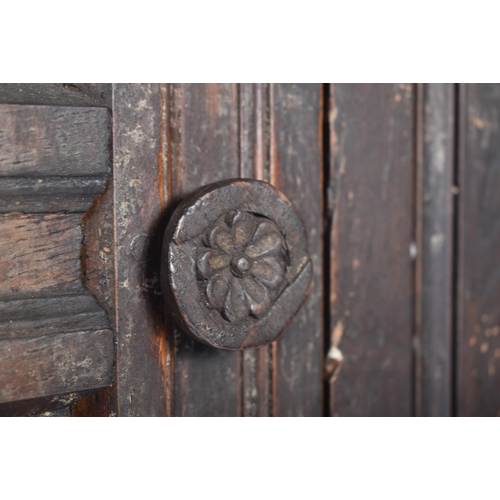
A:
[
  {"left": 0, "top": 84, "right": 106, "bottom": 108},
  {"left": 414, "top": 83, "right": 455, "bottom": 417},
  {"left": 70, "top": 387, "right": 114, "bottom": 417},
  {"left": 0, "top": 329, "right": 114, "bottom": 405},
  {"left": 0, "top": 388, "right": 106, "bottom": 417},
  {"left": 0, "top": 104, "right": 111, "bottom": 178},
  {"left": 0, "top": 176, "right": 108, "bottom": 213},
  {"left": 0, "top": 293, "right": 109, "bottom": 339}
]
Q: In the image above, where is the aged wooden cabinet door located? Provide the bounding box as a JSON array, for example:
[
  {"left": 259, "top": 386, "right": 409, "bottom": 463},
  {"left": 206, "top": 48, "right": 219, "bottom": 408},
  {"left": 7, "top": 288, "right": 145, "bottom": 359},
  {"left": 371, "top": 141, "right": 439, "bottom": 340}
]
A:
[{"left": 0, "top": 83, "right": 498, "bottom": 417}]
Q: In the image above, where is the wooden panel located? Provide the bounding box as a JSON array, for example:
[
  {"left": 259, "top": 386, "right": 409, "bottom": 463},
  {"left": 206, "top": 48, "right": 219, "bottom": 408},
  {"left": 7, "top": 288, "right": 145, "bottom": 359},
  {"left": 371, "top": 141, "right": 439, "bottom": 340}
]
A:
[
  {"left": 328, "top": 83, "right": 414, "bottom": 416},
  {"left": 0, "top": 329, "right": 114, "bottom": 404},
  {"left": 0, "top": 84, "right": 105, "bottom": 107},
  {"left": 239, "top": 83, "right": 271, "bottom": 416},
  {"left": 169, "top": 84, "right": 242, "bottom": 416},
  {"left": 0, "top": 389, "right": 99, "bottom": 417},
  {"left": 0, "top": 294, "right": 108, "bottom": 339},
  {"left": 0, "top": 175, "right": 108, "bottom": 213},
  {"left": 0, "top": 104, "right": 110, "bottom": 176},
  {"left": 0, "top": 214, "right": 83, "bottom": 299},
  {"left": 111, "top": 84, "right": 168, "bottom": 416},
  {"left": 415, "top": 84, "right": 454, "bottom": 416},
  {"left": 272, "top": 83, "right": 323, "bottom": 416},
  {"left": 73, "top": 84, "right": 112, "bottom": 108},
  {"left": 0, "top": 104, "right": 110, "bottom": 212},
  {"left": 457, "top": 84, "right": 500, "bottom": 416}
]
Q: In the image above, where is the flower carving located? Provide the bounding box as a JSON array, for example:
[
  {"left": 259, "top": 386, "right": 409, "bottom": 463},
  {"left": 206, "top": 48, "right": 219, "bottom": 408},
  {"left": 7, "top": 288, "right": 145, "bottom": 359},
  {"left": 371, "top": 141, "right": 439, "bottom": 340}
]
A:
[{"left": 197, "top": 211, "right": 287, "bottom": 323}]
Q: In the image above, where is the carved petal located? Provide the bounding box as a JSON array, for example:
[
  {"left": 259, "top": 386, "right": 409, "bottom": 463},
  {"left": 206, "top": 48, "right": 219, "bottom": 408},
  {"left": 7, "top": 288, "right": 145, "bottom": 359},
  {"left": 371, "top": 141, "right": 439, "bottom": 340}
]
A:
[
  {"left": 223, "top": 276, "right": 250, "bottom": 323},
  {"left": 231, "top": 211, "right": 257, "bottom": 250},
  {"left": 251, "top": 256, "right": 285, "bottom": 290},
  {"left": 206, "top": 268, "right": 230, "bottom": 309},
  {"left": 245, "top": 221, "right": 284, "bottom": 258},
  {"left": 208, "top": 224, "right": 234, "bottom": 254},
  {"left": 197, "top": 249, "right": 230, "bottom": 279},
  {"left": 242, "top": 276, "right": 271, "bottom": 317}
]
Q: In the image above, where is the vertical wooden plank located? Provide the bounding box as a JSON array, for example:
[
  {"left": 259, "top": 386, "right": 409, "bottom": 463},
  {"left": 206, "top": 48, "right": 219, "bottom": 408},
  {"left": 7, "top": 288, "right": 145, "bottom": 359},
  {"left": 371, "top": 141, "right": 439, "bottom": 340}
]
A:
[
  {"left": 415, "top": 83, "right": 454, "bottom": 416},
  {"left": 112, "top": 84, "right": 168, "bottom": 416},
  {"left": 457, "top": 84, "right": 500, "bottom": 416},
  {"left": 328, "top": 84, "right": 414, "bottom": 416},
  {"left": 169, "top": 84, "right": 242, "bottom": 416},
  {"left": 271, "top": 84, "right": 323, "bottom": 417},
  {"left": 239, "top": 83, "right": 272, "bottom": 417}
]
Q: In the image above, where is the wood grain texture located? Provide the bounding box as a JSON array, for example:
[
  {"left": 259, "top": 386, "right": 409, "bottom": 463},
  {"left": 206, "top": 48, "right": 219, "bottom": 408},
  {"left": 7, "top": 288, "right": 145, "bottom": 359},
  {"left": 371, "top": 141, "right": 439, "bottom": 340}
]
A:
[
  {"left": 0, "top": 329, "right": 114, "bottom": 404},
  {"left": 239, "top": 83, "right": 271, "bottom": 416},
  {"left": 0, "top": 214, "right": 83, "bottom": 299},
  {"left": 168, "top": 84, "right": 242, "bottom": 416},
  {"left": 328, "top": 84, "right": 414, "bottom": 416},
  {"left": 0, "top": 389, "right": 98, "bottom": 417},
  {"left": 0, "top": 294, "right": 108, "bottom": 339},
  {"left": 71, "top": 387, "right": 113, "bottom": 417},
  {"left": 0, "top": 104, "right": 110, "bottom": 176},
  {"left": 73, "top": 84, "right": 112, "bottom": 108},
  {"left": 271, "top": 83, "right": 323, "bottom": 416},
  {"left": 0, "top": 84, "right": 105, "bottom": 107},
  {"left": 111, "top": 84, "right": 168, "bottom": 416},
  {"left": 0, "top": 104, "right": 110, "bottom": 212},
  {"left": 415, "top": 84, "right": 454, "bottom": 416},
  {"left": 457, "top": 84, "right": 500, "bottom": 416}
]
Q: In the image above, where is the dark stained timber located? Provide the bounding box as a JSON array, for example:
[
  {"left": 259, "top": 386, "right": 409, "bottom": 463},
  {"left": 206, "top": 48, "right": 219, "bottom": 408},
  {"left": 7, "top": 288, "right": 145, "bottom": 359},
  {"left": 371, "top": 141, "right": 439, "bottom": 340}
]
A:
[
  {"left": 271, "top": 84, "right": 323, "bottom": 417},
  {"left": 168, "top": 84, "right": 243, "bottom": 416},
  {"left": 327, "top": 84, "right": 414, "bottom": 417},
  {"left": 239, "top": 84, "right": 272, "bottom": 416},
  {"left": 0, "top": 329, "right": 114, "bottom": 405},
  {"left": 415, "top": 84, "right": 454, "bottom": 417},
  {"left": 0, "top": 103, "right": 110, "bottom": 213},
  {"left": 457, "top": 84, "right": 500, "bottom": 416},
  {"left": 111, "top": 84, "right": 168, "bottom": 417}
]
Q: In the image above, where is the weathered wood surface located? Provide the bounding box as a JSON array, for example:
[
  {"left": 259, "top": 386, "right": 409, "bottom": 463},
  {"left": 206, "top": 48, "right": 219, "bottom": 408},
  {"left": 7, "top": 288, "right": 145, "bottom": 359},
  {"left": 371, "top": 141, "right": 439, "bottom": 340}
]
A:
[
  {"left": 457, "top": 84, "right": 500, "bottom": 416},
  {"left": 0, "top": 104, "right": 110, "bottom": 212},
  {"left": 0, "top": 214, "right": 83, "bottom": 299},
  {"left": 73, "top": 84, "right": 112, "bottom": 108},
  {"left": 0, "top": 329, "right": 114, "bottom": 405},
  {"left": 71, "top": 387, "right": 113, "bottom": 417},
  {"left": 111, "top": 83, "right": 168, "bottom": 416},
  {"left": 327, "top": 83, "right": 414, "bottom": 416},
  {"left": 0, "top": 104, "right": 110, "bottom": 176},
  {"left": 239, "top": 83, "right": 271, "bottom": 416},
  {"left": 0, "top": 84, "right": 105, "bottom": 107},
  {"left": 169, "top": 84, "right": 242, "bottom": 416},
  {"left": 271, "top": 83, "right": 323, "bottom": 416},
  {"left": 415, "top": 84, "right": 455, "bottom": 416},
  {"left": 0, "top": 294, "right": 108, "bottom": 339},
  {"left": 0, "top": 389, "right": 98, "bottom": 417},
  {"left": 0, "top": 95, "right": 113, "bottom": 415}
]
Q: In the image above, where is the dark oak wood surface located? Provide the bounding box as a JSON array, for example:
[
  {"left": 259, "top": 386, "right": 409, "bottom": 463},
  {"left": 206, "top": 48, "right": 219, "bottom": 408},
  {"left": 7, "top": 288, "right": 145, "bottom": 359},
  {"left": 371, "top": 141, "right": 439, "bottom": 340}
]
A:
[
  {"left": 239, "top": 83, "right": 272, "bottom": 416},
  {"left": 168, "top": 84, "right": 242, "bottom": 416},
  {"left": 0, "top": 329, "right": 114, "bottom": 405},
  {"left": 457, "top": 84, "right": 500, "bottom": 417},
  {"left": 272, "top": 84, "right": 323, "bottom": 416},
  {"left": 0, "top": 91, "right": 113, "bottom": 416},
  {"left": 415, "top": 84, "right": 455, "bottom": 416},
  {"left": 327, "top": 83, "right": 414, "bottom": 416},
  {"left": 0, "top": 214, "right": 85, "bottom": 297},
  {"left": 1, "top": 83, "right": 499, "bottom": 417},
  {"left": 110, "top": 84, "right": 168, "bottom": 416}
]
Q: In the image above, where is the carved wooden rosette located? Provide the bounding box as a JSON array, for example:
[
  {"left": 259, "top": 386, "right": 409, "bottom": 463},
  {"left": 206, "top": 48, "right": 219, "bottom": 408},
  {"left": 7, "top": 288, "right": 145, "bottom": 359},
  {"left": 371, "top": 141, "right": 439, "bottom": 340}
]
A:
[{"left": 161, "top": 179, "right": 312, "bottom": 350}]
